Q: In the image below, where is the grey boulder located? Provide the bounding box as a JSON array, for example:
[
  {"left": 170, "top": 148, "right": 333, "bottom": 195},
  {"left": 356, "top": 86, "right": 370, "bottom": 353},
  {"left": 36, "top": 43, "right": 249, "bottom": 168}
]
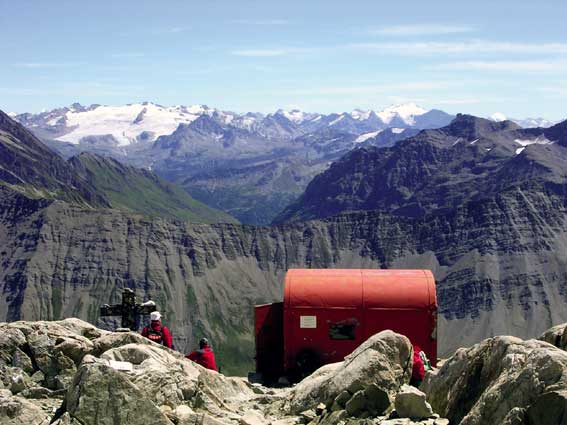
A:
[
  {"left": 423, "top": 336, "right": 567, "bottom": 425},
  {"left": 394, "top": 384, "right": 433, "bottom": 419},
  {"left": 289, "top": 330, "right": 412, "bottom": 414}
]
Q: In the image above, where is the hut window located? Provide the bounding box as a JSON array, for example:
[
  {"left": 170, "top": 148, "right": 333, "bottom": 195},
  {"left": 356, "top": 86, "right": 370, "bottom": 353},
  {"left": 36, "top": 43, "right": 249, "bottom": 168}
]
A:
[{"left": 329, "top": 322, "right": 356, "bottom": 340}]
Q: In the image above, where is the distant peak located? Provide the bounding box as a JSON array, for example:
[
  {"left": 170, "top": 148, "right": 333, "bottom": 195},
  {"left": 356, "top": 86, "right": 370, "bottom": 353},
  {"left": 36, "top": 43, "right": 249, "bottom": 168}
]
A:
[
  {"left": 375, "top": 102, "right": 429, "bottom": 125},
  {"left": 188, "top": 114, "right": 224, "bottom": 131},
  {"left": 382, "top": 102, "right": 428, "bottom": 114},
  {"left": 490, "top": 112, "right": 507, "bottom": 122},
  {"left": 447, "top": 113, "right": 521, "bottom": 137},
  {"left": 185, "top": 104, "right": 211, "bottom": 114},
  {"left": 69, "top": 102, "right": 87, "bottom": 112},
  {"left": 273, "top": 108, "right": 312, "bottom": 123},
  {"left": 543, "top": 117, "right": 567, "bottom": 145}
]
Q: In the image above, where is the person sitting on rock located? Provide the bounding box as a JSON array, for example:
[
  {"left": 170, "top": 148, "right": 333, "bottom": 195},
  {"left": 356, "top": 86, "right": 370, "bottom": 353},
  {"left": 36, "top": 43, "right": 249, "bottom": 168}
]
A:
[
  {"left": 141, "top": 311, "right": 173, "bottom": 349},
  {"left": 185, "top": 337, "right": 217, "bottom": 371}
]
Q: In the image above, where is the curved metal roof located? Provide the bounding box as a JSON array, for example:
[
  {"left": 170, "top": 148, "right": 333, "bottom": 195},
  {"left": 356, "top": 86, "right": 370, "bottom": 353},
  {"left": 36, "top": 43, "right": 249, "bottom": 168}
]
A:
[{"left": 284, "top": 268, "right": 436, "bottom": 310}]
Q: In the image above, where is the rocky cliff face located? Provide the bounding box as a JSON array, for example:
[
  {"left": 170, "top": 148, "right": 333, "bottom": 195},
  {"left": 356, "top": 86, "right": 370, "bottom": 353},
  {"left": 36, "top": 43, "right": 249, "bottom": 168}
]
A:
[{"left": 2, "top": 180, "right": 567, "bottom": 375}]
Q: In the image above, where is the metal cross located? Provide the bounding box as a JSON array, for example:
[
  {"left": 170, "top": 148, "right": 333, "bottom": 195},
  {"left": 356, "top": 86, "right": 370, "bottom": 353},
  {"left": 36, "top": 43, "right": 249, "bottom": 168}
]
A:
[{"left": 99, "top": 288, "right": 156, "bottom": 331}]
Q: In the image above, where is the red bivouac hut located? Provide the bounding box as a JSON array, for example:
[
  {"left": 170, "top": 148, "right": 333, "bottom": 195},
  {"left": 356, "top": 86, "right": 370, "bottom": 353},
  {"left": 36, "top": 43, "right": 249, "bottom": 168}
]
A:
[{"left": 255, "top": 269, "right": 437, "bottom": 381}]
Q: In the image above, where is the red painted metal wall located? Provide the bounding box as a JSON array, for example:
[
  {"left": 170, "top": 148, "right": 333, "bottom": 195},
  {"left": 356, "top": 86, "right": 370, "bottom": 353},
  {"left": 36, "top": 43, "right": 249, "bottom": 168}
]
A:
[
  {"left": 254, "top": 302, "right": 284, "bottom": 381},
  {"left": 255, "top": 269, "right": 437, "bottom": 380}
]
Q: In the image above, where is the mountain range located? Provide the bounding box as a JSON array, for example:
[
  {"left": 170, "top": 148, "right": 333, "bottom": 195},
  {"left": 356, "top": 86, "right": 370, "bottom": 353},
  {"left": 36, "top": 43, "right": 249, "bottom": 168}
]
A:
[
  {"left": 15, "top": 102, "right": 558, "bottom": 225},
  {"left": 13, "top": 103, "right": 455, "bottom": 224},
  {"left": 2, "top": 107, "right": 567, "bottom": 375},
  {"left": 15, "top": 102, "right": 452, "bottom": 147},
  {"left": 275, "top": 114, "right": 567, "bottom": 223}
]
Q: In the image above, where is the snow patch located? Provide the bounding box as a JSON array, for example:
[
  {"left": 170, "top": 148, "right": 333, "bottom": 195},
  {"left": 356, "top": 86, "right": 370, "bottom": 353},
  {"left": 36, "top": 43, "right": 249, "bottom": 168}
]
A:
[
  {"left": 514, "top": 136, "right": 555, "bottom": 154},
  {"left": 329, "top": 115, "right": 345, "bottom": 126},
  {"left": 277, "top": 109, "right": 316, "bottom": 124},
  {"left": 58, "top": 103, "right": 207, "bottom": 146},
  {"left": 514, "top": 137, "right": 554, "bottom": 147},
  {"left": 355, "top": 130, "right": 382, "bottom": 143},
  {"left": 376, "top": 103, "right": 428, "bottom": 125},
  {"left": 514, "top": 117, "right": 556, "bottom": 128},
  {"left": 391, "top": 128, "right": 405, "bottom": 134},
  {"left": 185, "top": 104, "right": 211, "bottom": 114},
  {"left": 47, "top": 117, "right": 62, "bottom": 126},
  {"left": 469, "top": 139, "right": 479, "bottom": 145},
  {"left": 351, "top": 109, "right": 372, "bottom": 121},
  {"left": 490, "top": 112, "right": 507, "bottom": 122}
]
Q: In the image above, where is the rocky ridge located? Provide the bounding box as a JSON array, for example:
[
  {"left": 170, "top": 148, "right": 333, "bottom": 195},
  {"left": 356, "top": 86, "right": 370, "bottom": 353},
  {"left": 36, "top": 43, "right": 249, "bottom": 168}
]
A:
[
  {"left": 68, "top": 152, "right": 238, "bottom": 224},
  {"left": 5, "top": 319, "right": 567, "bottom": 425},
  {"left": 0, "top": 319, "right": 447, "bottom": 425}
]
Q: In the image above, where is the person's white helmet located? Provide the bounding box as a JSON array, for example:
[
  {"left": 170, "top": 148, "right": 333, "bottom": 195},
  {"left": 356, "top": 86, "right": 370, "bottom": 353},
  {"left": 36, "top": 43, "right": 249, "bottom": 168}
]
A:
[{"left": 150, "top": 311, "right": 162, "bottom": 321}]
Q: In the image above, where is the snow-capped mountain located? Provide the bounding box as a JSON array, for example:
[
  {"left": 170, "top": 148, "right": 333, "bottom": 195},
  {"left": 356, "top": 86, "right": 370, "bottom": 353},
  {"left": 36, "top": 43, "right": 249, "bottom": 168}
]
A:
[
  {"left": 490, "top": 112, "right": 508, "bottom": 122},
  {"left": 62, "top": 103, "right": 211, "bottom": 146},
  {"left": 513, "top": 117, "right": 558, "bottom": 128},
  {"left": 489, "top": 112, "right": 557, "bottom": 129},
  {"left": 350, "top": 103, "right": 428, "bottom": 126},
  {"left": 15, "top": 102, "right": 456, "bottom": 148},
  {"left": 19, "top": 102, "right": 225, "bottom": 146},
  {"left": 375, "top": 102, "right": 429, "bottom": 125},
  {"left": 274, "top": 109, "right": 321, "bottom": 124}
]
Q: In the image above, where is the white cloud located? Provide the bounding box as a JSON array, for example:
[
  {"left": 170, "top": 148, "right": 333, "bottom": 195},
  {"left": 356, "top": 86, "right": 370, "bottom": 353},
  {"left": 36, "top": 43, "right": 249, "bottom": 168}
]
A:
[
  {"left": 273, "top": 81, "right": 451, "bottom": 96},
  {"left": 540, "top": 87, "right": 567, "bottom": 97},
  {"left": 349, "top": 40, "right": 567, "bottom": 55},
  {"left": 152, "top": 27, "right": 188, "bottom": 34},
  {"left": 0, "top": 87, "right": 48, "bottom": 96},
  {"left": 110, "top": 52, "right": 146, "bottom": 58},
  {"left": 232, "top": 49, "right": 291, "bottom": 57},
  {"left": 372, "top": 24, "right": 475, "bottom": 36},
  {"left": 230, "top": 40, "right": 567, "bottom": 61},
  {"left": 429, "top": 60, "right": 567, "bottom": 72},
  {"left": 0, "top": 82, "right": 144, "bottom": 97},
  {"left": 231, "top": 19, "right": 289, "bottom": 26},
  {"left": 13, "top": 62, "right": 84, "bottom": 68},
  {"left": 386, "top": 95, "right": 428, "bottom": 104},
  {"left": 436, "top": 97, "right": 514, "bottom": 105},
  {"left": 284, "top": 103, "right": 304, "bottom": 110}
]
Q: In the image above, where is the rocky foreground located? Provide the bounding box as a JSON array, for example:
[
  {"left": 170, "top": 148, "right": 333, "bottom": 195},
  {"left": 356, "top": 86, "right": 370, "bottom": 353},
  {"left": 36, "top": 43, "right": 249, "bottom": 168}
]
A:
[{"left": 2, "top": 319, "right": 567, "bottom": 424}]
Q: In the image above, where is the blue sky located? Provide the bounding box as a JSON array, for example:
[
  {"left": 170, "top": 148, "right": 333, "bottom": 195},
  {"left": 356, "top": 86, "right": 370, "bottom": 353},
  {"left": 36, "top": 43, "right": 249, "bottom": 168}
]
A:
[{"left": 1, "top": 0, "right": 567, "bottom": 120}]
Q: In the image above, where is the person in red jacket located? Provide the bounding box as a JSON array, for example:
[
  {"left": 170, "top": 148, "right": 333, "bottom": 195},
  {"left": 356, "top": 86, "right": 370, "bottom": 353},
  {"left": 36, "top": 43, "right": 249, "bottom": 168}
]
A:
[
  {"left": 410, "top": 344, "right": 431, "bottom": 387},
  {"left": 141, "top": 311, "right": 173, "bottom": 349},
  {"left": 186, "top": 338, "right": 217, "bottom": 371}
]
